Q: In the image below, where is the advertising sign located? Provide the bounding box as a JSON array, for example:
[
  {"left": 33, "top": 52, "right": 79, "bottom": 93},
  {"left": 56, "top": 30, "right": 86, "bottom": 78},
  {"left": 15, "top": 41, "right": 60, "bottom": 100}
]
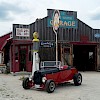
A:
[
  {"left": 48, "top": 9, "right": 78, "bottom": 28},
  {"left": 40, "top": 41, "right": 55, "bottom": 47},
  {"left": 16, "top": 28, "right": 30, "bottom": 37},
  {"left": 94, "top": 33, "right": 100, "bottom": 38},
  {"left": 52, "top": 10, "right": 60, "bottom": 31}
]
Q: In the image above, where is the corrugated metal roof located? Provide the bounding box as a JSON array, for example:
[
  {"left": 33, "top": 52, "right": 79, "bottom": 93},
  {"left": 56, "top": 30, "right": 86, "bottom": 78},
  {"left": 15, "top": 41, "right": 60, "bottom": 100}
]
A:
[{"left": 0, "top": 32, "right": 12, "bottom": 51}]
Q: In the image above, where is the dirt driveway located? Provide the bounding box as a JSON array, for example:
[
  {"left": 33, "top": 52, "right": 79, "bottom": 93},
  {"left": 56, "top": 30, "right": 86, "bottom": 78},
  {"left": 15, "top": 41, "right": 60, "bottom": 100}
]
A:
[{"left": 0, "top": 72, "right": 100, "bottom": 100}]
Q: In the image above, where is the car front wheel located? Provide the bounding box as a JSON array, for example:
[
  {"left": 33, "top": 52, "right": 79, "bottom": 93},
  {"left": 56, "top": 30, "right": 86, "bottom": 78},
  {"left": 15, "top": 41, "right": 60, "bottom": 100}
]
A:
[
  {"left": 73, "top": 73, "right": 82, "bottom": 86},
  {"left": 22, "top": 77, "right": 31, "bottom": 89},
  {"left": 45, "top": 80, "right": 56, "bottom": 93}
]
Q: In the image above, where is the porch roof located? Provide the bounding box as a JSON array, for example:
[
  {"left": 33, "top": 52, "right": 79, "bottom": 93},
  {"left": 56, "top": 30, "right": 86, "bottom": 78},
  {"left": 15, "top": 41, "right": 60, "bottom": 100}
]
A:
[{"left": 0, "top": 32, "right": 12, "bottom": 51}]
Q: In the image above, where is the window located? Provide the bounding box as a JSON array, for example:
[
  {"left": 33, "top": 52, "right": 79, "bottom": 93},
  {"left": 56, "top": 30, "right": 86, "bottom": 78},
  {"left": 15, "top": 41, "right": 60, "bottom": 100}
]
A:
[{"left": 1, "top": 52, "right": 4, "bottom": 64}]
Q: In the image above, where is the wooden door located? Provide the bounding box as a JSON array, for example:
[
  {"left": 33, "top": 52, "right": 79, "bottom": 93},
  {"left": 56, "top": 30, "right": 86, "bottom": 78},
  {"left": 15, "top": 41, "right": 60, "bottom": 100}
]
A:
[
  {"left": 19, "top": 49, "right": 26, "bottom": 71},
  {"left": 61, "top": 47, "right": 72, "bottom": 66}
]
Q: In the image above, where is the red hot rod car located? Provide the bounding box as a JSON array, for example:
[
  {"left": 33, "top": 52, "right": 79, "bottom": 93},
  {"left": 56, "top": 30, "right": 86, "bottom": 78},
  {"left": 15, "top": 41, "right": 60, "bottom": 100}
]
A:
[{"left": 22, "top": 61, "right": 82, "bottom": 93}]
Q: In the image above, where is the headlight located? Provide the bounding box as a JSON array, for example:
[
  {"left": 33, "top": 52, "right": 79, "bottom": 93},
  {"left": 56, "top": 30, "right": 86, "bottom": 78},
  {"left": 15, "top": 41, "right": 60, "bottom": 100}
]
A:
[
  {"left": 42, "top": 77, "right": 47, "bottom": 83},
  {"left": 29, "top": 77, "right": 32, "bottom": 81}
]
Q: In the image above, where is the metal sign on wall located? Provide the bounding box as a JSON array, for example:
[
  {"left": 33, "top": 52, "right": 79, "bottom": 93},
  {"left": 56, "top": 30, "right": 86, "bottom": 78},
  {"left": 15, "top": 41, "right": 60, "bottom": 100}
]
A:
[
  {"left": 47, "top": 9, "right": 78, "bottom": 28},
  {"left": 40, "top": 41, "right": 55, "bottom": 47},
  {"left": 16, "top": 28, "right": 30, "bottom": 37},
  {"left": 94, "top": 33, "right": 100, "bottom": 38},
  {"left": 13, "top": 24, "right": 30, "bottom": 39}
]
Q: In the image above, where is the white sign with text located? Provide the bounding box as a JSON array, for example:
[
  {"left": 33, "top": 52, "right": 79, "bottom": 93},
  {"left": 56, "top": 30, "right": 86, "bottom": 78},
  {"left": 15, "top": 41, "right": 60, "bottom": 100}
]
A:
[{"left": 16, "top": 28, "right": 30, "bottom": 37}]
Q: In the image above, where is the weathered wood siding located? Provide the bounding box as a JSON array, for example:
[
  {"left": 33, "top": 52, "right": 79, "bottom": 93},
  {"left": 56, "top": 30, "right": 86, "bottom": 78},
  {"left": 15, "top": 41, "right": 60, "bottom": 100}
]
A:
[
  {"left": 29, "top": 15, "right": 100, "bottom": 61},
  {"left": 30, "top": 18, "right": 100, "bottom": 42}
]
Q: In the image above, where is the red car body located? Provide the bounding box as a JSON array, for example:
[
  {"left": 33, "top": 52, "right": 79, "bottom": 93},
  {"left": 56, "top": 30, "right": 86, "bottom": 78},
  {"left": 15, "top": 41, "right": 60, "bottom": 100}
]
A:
[
  {"left": 22, "top": 61, "right": 82, "bottom": 93},
  {"left": 45, "top": 67, "right": 78, "bottom": 84}
]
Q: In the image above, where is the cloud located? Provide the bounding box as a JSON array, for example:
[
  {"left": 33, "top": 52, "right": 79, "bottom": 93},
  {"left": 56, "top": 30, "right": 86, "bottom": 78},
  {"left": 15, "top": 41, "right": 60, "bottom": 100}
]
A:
[
  {"left": 89, "top": 7, "right": 100, "bottom": 20},
  {"left": 0, "top": 2, "right": 27, "bottom": 21}
]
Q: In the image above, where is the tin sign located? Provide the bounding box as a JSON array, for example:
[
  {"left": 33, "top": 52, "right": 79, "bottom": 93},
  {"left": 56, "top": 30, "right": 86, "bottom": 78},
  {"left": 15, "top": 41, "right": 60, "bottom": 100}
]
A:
[
  {"left": 16, "top": 28, "right": 30, "bottom": 37},
  {"left": 48, "top": 10, "right": 78, "bottom": 28},
  {"left": 40, "top": 41, "right": 54, "bottom": 47},
  {"left": 52, "top": 10, "right": 60, "bottom": 31},
  {"left": 94, "top": 33, "right": 100, "bottom": 38}
]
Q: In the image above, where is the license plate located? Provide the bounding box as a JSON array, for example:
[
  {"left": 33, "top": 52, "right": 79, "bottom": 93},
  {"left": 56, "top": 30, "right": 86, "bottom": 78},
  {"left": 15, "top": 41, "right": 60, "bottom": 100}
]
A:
[{"left": 35, "top": 84, "right": 40, "bottom": 88}]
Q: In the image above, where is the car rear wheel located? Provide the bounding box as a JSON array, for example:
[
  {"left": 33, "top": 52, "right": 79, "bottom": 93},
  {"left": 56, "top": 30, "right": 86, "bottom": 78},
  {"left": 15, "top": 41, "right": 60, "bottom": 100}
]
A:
[
  {"left": 73, "top": 73, "right": 82, "bottom": 86},
  {"left": 22, "top": 77, "right": 31, "bottom": 89},
  {"left": 45, "top": 80, "right": 55, "bottom": 93}
]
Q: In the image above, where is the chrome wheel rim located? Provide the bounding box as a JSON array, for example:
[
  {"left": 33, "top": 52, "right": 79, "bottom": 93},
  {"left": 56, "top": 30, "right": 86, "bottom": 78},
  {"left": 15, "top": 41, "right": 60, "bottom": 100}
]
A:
[
  {"left": 49, "top": 82, "right": 55, "bottom": 91},
  {"left": 78, "top": 75, "right": 81, "bottom": 83}
]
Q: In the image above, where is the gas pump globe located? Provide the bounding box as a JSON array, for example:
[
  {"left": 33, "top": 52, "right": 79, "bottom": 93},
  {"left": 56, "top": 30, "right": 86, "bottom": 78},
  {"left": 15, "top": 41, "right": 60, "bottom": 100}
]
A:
[
  {"left": 32, "top": 32, "right": 40, "bottom": 76},
  {"left": 32, "top": 32, "right": 39, "bottom": 52}
]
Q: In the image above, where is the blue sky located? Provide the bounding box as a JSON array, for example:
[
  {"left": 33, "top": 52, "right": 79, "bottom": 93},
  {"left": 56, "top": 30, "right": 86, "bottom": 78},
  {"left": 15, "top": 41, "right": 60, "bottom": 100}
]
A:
[{"left": 0, "top": 0, "right": 100, "bottom": 36}]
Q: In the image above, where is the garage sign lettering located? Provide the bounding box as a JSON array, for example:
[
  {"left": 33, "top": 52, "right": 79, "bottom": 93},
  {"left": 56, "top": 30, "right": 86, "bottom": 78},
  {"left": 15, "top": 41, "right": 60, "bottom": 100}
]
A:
[{"left": 48, "top": 10, "right": 78, "bottom": 28}]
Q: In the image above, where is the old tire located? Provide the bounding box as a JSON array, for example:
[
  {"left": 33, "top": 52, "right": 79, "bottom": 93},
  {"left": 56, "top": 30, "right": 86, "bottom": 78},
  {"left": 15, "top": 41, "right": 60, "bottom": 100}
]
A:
[
  {"left": 22, "top": 77, "right": 31, "bottom": 89},
  {"left": 73, "top": 73, "right": 82, "bottom": 86},
  {"left": 45, "top": 80, "right": 55, "bottom": 93}
]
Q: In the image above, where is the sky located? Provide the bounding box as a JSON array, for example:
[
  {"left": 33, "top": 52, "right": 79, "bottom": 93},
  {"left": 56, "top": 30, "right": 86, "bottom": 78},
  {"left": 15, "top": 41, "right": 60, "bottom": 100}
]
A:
[{"left": 0, "top": 0, "right": 100, "bottom": 36}]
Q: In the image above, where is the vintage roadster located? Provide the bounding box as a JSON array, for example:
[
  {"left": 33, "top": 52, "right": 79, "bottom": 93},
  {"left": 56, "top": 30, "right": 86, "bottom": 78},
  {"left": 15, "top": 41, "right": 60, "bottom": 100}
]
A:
[{"left": 22, "top": 61, "right": 82, "bottom": 93}]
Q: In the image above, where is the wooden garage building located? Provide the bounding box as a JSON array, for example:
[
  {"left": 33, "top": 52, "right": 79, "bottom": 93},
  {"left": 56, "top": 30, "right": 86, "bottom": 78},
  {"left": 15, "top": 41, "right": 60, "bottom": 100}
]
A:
[{"left": 1, "top": 9, "right": 100, "bottom": 73}]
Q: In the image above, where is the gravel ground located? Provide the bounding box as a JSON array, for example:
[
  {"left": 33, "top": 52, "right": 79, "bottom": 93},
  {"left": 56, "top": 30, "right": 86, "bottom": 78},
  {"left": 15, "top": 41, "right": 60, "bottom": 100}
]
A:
[{"left": 0, "top": 72, "right": 100, "bottom": 100}]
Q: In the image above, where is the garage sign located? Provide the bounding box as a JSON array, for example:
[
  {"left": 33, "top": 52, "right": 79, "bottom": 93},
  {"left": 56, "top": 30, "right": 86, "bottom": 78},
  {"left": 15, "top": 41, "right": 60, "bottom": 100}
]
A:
[{"left": 48, "top": 9, "right": 78, "bottom": 28}]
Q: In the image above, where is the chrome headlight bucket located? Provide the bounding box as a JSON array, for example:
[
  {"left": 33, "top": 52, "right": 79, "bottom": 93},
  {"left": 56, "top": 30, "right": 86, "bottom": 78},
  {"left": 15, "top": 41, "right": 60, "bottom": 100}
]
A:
[{"left": 42, "top": 77, "right": 47, "bottom": 83}]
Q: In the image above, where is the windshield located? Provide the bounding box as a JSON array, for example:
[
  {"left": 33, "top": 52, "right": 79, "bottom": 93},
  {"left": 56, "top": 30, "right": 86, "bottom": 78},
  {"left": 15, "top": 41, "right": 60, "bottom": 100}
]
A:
[{"left": 40, "top": 61, "right": 61, "bottom": 69}]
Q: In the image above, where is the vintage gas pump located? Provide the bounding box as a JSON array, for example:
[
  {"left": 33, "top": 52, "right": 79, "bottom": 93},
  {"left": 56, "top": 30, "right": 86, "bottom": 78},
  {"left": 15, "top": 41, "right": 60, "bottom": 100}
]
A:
[{"left": 32, "top": 32, "right": 40, "bottom": 76}]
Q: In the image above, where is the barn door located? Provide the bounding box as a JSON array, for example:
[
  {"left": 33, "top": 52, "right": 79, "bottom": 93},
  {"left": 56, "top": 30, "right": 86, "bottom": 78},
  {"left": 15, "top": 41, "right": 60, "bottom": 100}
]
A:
[
  {"left": 19, "top": 49, "right": 26, "bottom": 71},
  {"left": 94, "top": 46, "right": 97, "bottom": 70},
  {"left": 97, "top": 45, "right": 100, "bottom": 71},
  {"left": 61, "top": 46, "right": 72, "bottom": 66}
]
